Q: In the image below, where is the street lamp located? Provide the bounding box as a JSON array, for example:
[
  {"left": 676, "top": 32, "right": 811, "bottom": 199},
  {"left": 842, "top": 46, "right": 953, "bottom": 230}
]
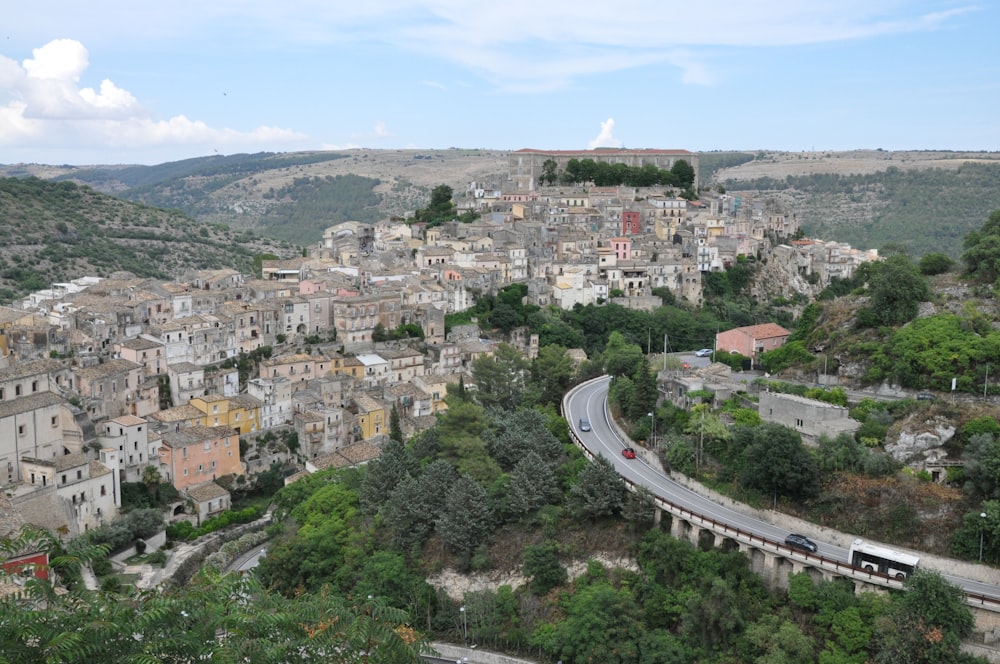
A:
[
  {"left": 980, "top": 512, "right": 988, "bottom": 563},
  {"left": 459, "top": 605, "right": 467, "bottom": 641},
  {"left": 648, "top": 411, "right": 655, "bottom": 452}
]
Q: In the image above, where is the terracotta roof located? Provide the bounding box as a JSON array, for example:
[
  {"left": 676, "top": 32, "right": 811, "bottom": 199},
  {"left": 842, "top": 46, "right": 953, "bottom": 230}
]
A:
[
  {"left": 185, "top": 481, "right": 230, "bottom": 502},
  {"left": 731, "top": 323, "right": 791, "bottom": 339}
]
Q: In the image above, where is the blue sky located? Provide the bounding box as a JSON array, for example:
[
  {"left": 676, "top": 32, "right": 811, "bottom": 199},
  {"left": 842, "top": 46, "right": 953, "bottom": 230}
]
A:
[{"left": 2, "top": 1, "right": 998, "bottom": 165}]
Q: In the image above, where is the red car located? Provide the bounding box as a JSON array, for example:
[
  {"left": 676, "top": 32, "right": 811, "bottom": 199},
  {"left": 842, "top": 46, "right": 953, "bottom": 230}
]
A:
[{"left": 622, "top": 447, "right": 636, "bottom": 459}]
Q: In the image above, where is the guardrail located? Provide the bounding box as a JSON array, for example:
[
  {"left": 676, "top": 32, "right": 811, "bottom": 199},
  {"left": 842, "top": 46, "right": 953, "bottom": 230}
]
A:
[{"left": 563, "top": 376, "right": 1000, "bottom": 613}]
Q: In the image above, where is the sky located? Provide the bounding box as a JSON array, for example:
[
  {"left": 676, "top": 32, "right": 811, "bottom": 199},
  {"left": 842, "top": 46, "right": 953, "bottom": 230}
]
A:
[{"left": 1, "top": 1, "right": 998, "bottom": 165}]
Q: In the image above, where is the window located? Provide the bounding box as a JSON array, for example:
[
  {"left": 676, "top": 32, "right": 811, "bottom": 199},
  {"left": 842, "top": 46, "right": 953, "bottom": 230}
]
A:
[
  {"left": 183, "top": 468, "right": 188, "bottom": 476},
  {"left": 100, "top": 485, "right": 106, "bottom": 496},
  {"left": 76, "top": 470, "right": 82, "bottom": 480},
  {"left": 18, "top": 424, "right": 25, "bottom": 436},
  {"left": 198, "top": 464, "right": 203, "bottom": 472},
  {"left": 204, "top": 441, "right": 211, "bottom": 451}
]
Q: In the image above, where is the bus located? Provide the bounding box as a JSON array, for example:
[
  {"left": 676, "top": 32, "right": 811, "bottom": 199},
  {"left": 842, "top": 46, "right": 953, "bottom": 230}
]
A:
[{"left": 848, "top": 538, "right": 919, "bottom": 579}]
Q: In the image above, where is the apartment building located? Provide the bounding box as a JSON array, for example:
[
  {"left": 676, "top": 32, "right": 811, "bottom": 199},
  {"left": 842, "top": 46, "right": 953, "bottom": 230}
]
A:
[{"left": 158, "top": 425, "right": 243, "bottom": 492}]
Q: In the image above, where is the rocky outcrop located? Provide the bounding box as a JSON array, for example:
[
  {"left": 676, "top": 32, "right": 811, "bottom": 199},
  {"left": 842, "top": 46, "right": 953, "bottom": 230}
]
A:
[{"left": 886, "top": 417, "right": 956, "bottom": 463}]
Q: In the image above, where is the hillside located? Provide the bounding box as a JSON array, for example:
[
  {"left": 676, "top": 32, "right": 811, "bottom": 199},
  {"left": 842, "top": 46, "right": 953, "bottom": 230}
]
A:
[
  {"left": 1, "top": 149, "right": 508, "bottom": 246},
  {"left": 0, "top": 177, "right": 295, "bottom": 303},
  {"left": 711, "top": 150, "right": 1000, "bottom": 258},
  {"left": 4, "top": 148, "right": 1000, "bottom": 258}
]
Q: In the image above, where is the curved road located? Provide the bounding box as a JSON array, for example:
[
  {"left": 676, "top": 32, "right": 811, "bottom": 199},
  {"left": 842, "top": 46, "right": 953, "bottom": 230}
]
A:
[{"left": 566, "top": 376, "right": 1000, "bottom": 604}]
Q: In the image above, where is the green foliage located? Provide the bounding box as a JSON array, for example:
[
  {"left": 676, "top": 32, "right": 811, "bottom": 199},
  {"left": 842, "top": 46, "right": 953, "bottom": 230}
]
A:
[
  {"left": 759, "top": 340, "right": 814, "bottom": 373},
  {"left": 522, "top": 541, "right": 567, "bottom": 595},
  {"left": 0, "top": 177, "right": 292, "bottom": 302},
  {"left": 556, "top": 157, "right": 695, "bottom": 188},
  {"left": 856, "top": 254, "right": 929, "bottom": 328},
  {"left": 733, "top": 423, "right": 820, "bottom": 500},
  {"left": 918, "top": 252, "right": 955, "bottom": 275},
  {"left": 727, "top": 165, "right": 1000, "bottom": 258},
  {"left": 569, "top": 455, "right": 628, "bottom": 520},
  {"left": 412, "top": 184, "right": 458, "bottom": 227},
  {"left": 866, "top": 312, "right": 1000, "bottom": 391},
  {"left": 85, "top": 509, "right": 164, "bottom": 553},
  {"left": 435, "top": 475, "right": 493, "bottom": 563},
  {"left": 472, "top": 343, "right": 529, "bottom": 410},
  {"left": 0, "top": 566, "right": 427, "bottom": 663},
  {"left": 962, "top": 209, "right": 1000, "bottom": 283}
]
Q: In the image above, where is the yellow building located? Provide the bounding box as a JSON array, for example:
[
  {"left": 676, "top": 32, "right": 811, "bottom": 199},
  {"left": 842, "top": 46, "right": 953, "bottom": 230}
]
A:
[
  {"left": 189, "top": 393, "right": 262, "bottom": 435},
  {"left": 349, "top": 393, "right": 387, "bottom": 441}
]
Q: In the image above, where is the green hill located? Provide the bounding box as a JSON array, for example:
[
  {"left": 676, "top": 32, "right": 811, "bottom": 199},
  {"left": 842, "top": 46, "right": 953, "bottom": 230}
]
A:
[{"left": 0, "top": 177, "right": 294, "bottom": 303}]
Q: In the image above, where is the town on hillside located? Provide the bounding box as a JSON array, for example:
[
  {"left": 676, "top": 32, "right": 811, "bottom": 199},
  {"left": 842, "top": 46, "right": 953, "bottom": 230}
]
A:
[{"left": 0, "top": 148, "right": 879, "bottom": 555}]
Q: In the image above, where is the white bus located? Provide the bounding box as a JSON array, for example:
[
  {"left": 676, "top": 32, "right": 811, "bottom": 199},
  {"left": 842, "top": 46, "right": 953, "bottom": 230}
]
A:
[{"left": 848, "top": 538, "right": 919, "bottom": 579}]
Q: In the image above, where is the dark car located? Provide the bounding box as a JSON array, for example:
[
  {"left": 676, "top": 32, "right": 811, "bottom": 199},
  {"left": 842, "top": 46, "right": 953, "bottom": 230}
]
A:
[
  {"left": 917, "top": 393, "right": 936, "bottom": 401},
  {"left": 622, "top": 447, "right": 636, "bottom": 459},
  {"left": 579, "top": 418, "right": 591, "bottom": 432},
  {"left": 784, "top": 533, "right": 818, "bottom": 553}
]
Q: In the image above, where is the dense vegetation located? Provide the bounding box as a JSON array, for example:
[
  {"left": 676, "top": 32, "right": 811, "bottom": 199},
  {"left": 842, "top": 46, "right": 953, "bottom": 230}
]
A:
[
  {"left": 722, "top": 162, "right": 1000, "bottom": 257},
  {"left": 0, "top": 177, "right": 293, "bottom": 303},
  {"left": 257, "top": 174, "right": 382, "bottom": 243},
  {"left": 539, "top": 157, "right": 696, "bottom": 194}
]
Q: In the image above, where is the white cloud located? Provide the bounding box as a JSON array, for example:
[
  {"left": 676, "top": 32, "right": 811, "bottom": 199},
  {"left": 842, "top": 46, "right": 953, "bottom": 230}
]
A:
[
  {"left": 0, "top": 39, "right": 307, "bottom": 162},
  {"left": 349, "top": 121, "right": 393, "bottom": 144},
  {"left": 5, "top": 2, "right": 972, "bottom": 95},
  {"left": 588, "top": 118, "right": 622, "bottom": 149}
]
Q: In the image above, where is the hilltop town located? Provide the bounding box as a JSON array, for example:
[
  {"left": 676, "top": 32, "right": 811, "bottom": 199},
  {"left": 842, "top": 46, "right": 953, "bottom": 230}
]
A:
[{"left": 0, "top": 148, "right": 879, "bottom": 542}]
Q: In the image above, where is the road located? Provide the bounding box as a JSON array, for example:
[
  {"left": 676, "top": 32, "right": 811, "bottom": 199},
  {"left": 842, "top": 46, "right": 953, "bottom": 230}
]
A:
[{"left": 565, "top": 376, "right": 1000, "bottom": 603}]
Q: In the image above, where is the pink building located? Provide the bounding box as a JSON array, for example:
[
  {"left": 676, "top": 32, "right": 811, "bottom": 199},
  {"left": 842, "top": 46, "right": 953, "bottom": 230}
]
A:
[{"left": 715, "top": 323, "right": 791, "bottom": 361}]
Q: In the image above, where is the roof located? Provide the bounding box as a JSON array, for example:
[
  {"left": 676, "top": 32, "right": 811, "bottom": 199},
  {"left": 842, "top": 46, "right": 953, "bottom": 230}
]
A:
[
  {"left": 308, "top": 441, "right": 382, "bottom": 471},
  {"left": 160, "top": 425, "right": 236, "bottom": 448},
  {"left": 185, "top": 481, "right": 230, "bottom": 502},
  {"left": 728, "top": 323, "right": 791, "bottom": 339}
]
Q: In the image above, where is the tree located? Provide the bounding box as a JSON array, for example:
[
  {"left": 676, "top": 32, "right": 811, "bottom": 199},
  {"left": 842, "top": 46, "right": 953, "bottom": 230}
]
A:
[
  {"left": 483, "top": 408, "right": 563, "bottom": 472},
  {"left": 918, "top": 252, "right": 955, "bottom": 275},
  {"left": 359, "top": 439, "right": 417, "bottom": 516},
  {"left": 384, "top": 460, "right": 458, "bottom": 551},
  {"left": 962, "top": 209, "right": 1000, "bottom": 284},
  {"left": 471, "top": 343, "right": 529, "bottom": 410},
  {"left": 413, "top": 184, "right": 457, "bottom": 226},
  {"left": 522, "top": 541, "right": 567, "bottom": 595},
  {"left": 506, "top": 451, "right": 561, "bottom": 517},
  {"left": 527, "top": 344, "right": 575, "bottom": 408},
  {"left": 602, "top": 330, "right": 645, "bottom": 378},
  {"left": 539, "top": 159, "right": 558, "bottom": 186},
  {"left": 735, "top": 423, "right": 820, "bottom": 501},
  {"left": 570, "top": 455, "right": 628, "bottom": 520},
  {"left": 871, "top": 569, "right": 976, "bottom": 664},
  {"left": 389, "top": 404, "right": 403, "bottom": 443},
  {"left": 546, "top": 581, "right": 645, "bottom": 663},
  {"left": 0, "top": 562, "right": 428, "bottom": 663},
  {"left": 435, "top": 475, "right": 493, "bottom": 562},
  {"left": 670, "top": 159, "right": 696, "bottom": 188},
  {"left": 861, "top": 254, "right": 929, "bottom": 327}
]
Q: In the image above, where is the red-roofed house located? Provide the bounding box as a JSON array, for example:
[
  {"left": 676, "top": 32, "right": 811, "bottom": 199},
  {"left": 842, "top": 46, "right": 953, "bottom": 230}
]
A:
[{"left": 715, "top": 323, "right": 791, "bottom": 361}]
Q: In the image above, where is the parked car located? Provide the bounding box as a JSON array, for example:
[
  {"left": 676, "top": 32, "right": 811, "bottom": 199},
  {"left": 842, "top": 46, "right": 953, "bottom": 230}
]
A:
[
  {"left": 917, "top": 393, "right": 936, "bottom": 401},
  {"left": 784, "top": 533, "right": 818, "bottom": 553},
  {"left": 579, "top": 418, "right": 591, "bottom": 432},
  {"left": 621, "top": 447, "right": 636, "bottom": 459},
  {"left": 695, "top": 348, "right": 713, "bottom": 357}
]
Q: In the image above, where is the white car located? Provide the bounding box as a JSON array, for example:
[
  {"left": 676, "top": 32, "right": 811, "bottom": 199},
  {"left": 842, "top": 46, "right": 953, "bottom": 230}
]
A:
[{"left": 694, "top": 348, "right": 713, "bottom": 357}]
